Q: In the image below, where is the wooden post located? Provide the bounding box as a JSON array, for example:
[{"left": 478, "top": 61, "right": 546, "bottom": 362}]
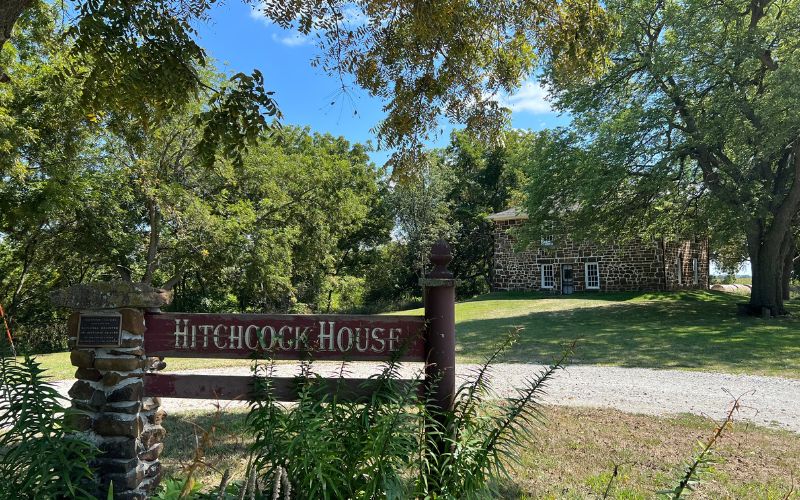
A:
[{"left": 421, "top": 241, "right": 457, "bottom": 451}]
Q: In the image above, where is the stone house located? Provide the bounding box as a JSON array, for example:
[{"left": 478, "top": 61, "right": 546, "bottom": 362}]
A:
[{"left": 489, "top": 209, "right": 709, "bottom": 293}]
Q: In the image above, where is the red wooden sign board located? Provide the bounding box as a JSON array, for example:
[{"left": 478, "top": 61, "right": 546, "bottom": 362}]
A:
[{"left": 144, "top": 312, "right": 427, "bottom": 362}]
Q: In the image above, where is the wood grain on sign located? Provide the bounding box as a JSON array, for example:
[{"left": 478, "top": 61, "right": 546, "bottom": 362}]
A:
[
  {"left": 144, "top": 312, "right": 427, "bottom": 361},
  {"left": 77, "top": 314, "right": 122, "bottom": 347},
  {"left": 144, "top": 373, "right": 423, "bottom": 401}
]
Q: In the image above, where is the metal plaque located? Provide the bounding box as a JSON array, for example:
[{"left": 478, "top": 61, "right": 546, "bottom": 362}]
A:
[{"left": 77, "top": 314, "right": 122, "bottom": 347}]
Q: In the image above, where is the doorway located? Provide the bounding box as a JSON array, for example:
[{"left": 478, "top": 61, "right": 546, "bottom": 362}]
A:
[{"left": 562, "top": 265, "right": 574, "bottom": 295}]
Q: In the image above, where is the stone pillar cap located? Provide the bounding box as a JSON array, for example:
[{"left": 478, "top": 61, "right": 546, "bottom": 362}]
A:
[{"left": 51, "top": 281, "right": 173, "bottom": 310}]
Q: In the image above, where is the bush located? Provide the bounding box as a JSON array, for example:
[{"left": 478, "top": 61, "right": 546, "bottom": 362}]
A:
[
  {"left": 241, "top": 330, "right": 566, "bottom": 499},
  {"left": 12, "top": 321, "right": 69, "bottom": 354},
  {"left": 0, "top": 354, "right": 98, "bottom": 498}
]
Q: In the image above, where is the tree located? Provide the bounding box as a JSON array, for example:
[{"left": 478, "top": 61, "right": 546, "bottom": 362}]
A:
[
  {"left": 388, "top": 155, "right": 456, "bottom": 281},
  {"left": 443, "top": 130, "right": 525, "bottom": 296},
  {"left": 531, "top": 0, "right": 800, "bottom": 315},
  {"left": 1, "top": 0, "right": 613, "bottom": 170}
]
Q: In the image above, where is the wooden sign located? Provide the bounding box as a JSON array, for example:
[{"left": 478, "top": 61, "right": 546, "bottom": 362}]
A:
[
  {"left": 77, "top": 314, "right": 122, "bottom": 347},
  {"left": 144, "top": 312, "right": 427, "bottom": 362}
]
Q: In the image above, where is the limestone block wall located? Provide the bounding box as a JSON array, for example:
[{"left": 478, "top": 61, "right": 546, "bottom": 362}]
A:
[
  {"left": 663, "top": 239, "right": 710, "bottom": 290},
  {"left": 491, "top": 219, "right": 709, "bottom": 292}
]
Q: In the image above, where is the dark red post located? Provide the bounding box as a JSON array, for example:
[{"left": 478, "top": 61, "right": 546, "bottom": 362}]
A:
[{"left": 422, "top": 240, "right": 457, "bottom": 418}]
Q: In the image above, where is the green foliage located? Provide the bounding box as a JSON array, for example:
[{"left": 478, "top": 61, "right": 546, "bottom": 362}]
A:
[
  {"left": 258, "top": 0, "right": 613, "bottom": 157},
  {"left": 0, "top": 354, "right": 98, "bottom": 499},
  {"left": 248, "top": 359, "right": 420, "bottom": 499},
  {"left": 242, "top": 333, "right": 568, "bottom": 499},
  {"left": 388, "top": 154, "right": 457, "bottom": 279},
  {"left": 659, "top": 398, "right": 739, "bottom": 499},
  {"left": 443, "top": 130, "right": 527, "bottom": 297},
  {"left": 420, "top": 332, "right": 568, "bottom": 498},
  {"left": 529, "top": 0, "right": 800, "bottom": 311}
]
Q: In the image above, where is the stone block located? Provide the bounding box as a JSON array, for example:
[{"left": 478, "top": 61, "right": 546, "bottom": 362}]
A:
[
  {"left": 64, "top": 411, "right": 94, "bottom": 432},
  {"left": 120, "top": 308, "right": 145, "bottom": 335},
  {"left": 107, "top": 381, "right": 143, "bottom": 403},
  {"left": 104, "top": 401, "right": 142, "bottom": 415},
  {"left": 110, "top": 348, "right": 145, "bottom": 357},
  {"left": 140, "top": 426, "right": 166, "bottom": 449},
  {"left": 147, "top": 408, "right": 167, "bottom": 426},
  {"left": 94, "top": 415, "right": 143, "bottom": 438},
  {"left": 98, "top": 438, "right": 138, "bottom": 459},
  {"left": 119, "top": 337, "right": 144, "bottom": 348},
  {"left": 138, "top": 442, "right": 164, "bottom": 461},
  {"left": 72, "top": 400, "right": 97, "bottom": 413},
  {"left": 70, "top": 350, "right": 95, "bottom": 368},
  {"left": 95, "top": 357, "right": 142, "bottom": 372},
  {"left": 67, "top": 312, "right": 80, "bottom": 338},
  {"left": 95, "top": 457, "right": 138, "bottom": 474},
  {"left": 75, "top": 367, "right": 103, "bottom": 382},
  {"left": 100, "top": 469, "right": 144, "bottom": 492},
  {"left": 51, "top": 281, "right": 172, "bottom": 310},
  {"left": 114, "top": 490, "right": 147, "bottom": 500},
  {"left": 68, "top": 380, "right": 94, "bottom": 400},
  {"left": 143, "top": 461, "right": 161, "bottom": 479},
  {"left": 141, "top": 397, "right": 161, "bottom": 411},
  {"left": 90, "top": 389, "right": 107, "bottom": 408}
]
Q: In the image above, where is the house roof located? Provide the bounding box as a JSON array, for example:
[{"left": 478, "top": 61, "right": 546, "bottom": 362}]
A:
[{"left": 486, "top": 208, "right": 529, "bottom": 221}]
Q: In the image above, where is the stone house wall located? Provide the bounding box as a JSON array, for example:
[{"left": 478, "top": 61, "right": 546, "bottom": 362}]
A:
[{"left": 491, "top": 218, "right": 709, "bottom": 292}]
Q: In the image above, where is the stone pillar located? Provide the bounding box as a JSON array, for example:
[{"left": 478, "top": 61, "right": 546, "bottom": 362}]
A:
[{"left": 52, "top": 282, "right": 172, "bottom": 500}]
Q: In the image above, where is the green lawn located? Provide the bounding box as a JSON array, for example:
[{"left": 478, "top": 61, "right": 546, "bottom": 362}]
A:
[
  {"left": 159, "top": 406, "right": 800, "bottom": 498},
  {"left": 24, "top": 354, "right": 253, "bottom": 382},
  {"left": 396, "top": 290, "right": 800, "bottom": 378},
  {"left": 30, "top": 290, "right": 800, "bottom": 380}
]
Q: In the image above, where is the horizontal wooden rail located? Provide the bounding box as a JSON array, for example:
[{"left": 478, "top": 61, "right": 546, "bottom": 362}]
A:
[{"left": 144, "top": 373, "right": 423, "bottom": 402}]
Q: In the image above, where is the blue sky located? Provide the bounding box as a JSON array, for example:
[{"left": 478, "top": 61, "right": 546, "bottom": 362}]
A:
[{"left": 194, "top": 2, "right": 569, "bottom": 166}]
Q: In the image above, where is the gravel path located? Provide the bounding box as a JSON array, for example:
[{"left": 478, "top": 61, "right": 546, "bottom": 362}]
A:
[{"left": 53, "top": 363, "right": 800, "bottom": 433}]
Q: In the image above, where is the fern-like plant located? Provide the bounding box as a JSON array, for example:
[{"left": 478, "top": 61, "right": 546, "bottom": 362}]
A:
[
  {"left": 244, "top": 330, "right": 569, "bottom": 499},
  {"left": 0, "top": 354, "right": 98, "bottom": 499},
  {"left": 417, "top": 330, "right": 569, "bottom": 498},
  {"left": 248, "top": 358, "right": 421, "bottom": 499}
]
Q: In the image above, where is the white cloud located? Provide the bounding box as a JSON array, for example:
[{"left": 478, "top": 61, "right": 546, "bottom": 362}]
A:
[
  {"left": 271, "top": 31, "right": 312, "bottom": 47},
  {"left": 249, "top": 3, "right": 268, "bottom": 23},
  {"left": 251, "top": 2, "right": 368, "bottom": 47},
  {"left": 501, "top": 81, "right": 553, "bottom": 114}
]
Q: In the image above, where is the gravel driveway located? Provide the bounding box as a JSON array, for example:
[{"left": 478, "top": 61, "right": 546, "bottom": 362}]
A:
[{"left": 53, "top": 363, "right": 800, "bottom": 433}]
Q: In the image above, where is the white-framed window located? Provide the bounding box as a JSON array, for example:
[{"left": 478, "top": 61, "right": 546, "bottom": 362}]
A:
[
  {"left": 676, "top": 253, "right": 682, "bottom": 285},
  {"left": 541, "top": 264, "right": 554, "bottom": 289},
  {"left": 585, "top": 262, "right": 600, "bottom": 290},
  {"left": 541, "top": 234, "right": 554, "bottom": 246},
  {"left": 692, "top": 258, "right": 699, "bottom": 285}
]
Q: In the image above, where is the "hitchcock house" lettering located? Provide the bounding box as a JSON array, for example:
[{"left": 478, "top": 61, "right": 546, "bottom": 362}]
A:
[{"left": 173, "top": 319, "right": 404, "bottom": 354}]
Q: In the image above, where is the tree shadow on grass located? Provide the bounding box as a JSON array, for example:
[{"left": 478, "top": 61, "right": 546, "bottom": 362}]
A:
[
  {"left": 161, "top": 408, "right": 251, "bottom": 481},
  {"left": 455, "top": 293, "right": 800, "bottom": 376}
]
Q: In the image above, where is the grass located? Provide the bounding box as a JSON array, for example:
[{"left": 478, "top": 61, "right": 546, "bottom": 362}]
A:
[
  {"left": 159, "top": 405, "right": 800, "bottom": 498},
  {"left": 32, "top": 290, "right": 800, "bottom": 380},
  {"left": 396, "top": 290, "right": 800, "bottom": 378},
  {"left": 24, "top": 353, "right": 253, "bottom": 382}
]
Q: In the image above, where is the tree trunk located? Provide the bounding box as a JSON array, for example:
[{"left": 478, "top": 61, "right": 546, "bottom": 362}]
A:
[
  {"left": 782, "top": 236, "right": 795, "bottom": 301},
  {"left": 748, "top": 224, "right": 795, "bottom": 316},
  {"left": 0, "top": 0, "right": 33, "bottom": 77}
]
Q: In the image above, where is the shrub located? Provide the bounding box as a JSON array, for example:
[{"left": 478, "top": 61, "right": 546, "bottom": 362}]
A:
[
  {"left": 12, "top": 321, "right": 70, "bottom": 354},
  {"left": 0, "top": 354, "right": 98, "bottom": 498},
  {"left": 243, "top": 331, "right": 566, "bottom": 499}
]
